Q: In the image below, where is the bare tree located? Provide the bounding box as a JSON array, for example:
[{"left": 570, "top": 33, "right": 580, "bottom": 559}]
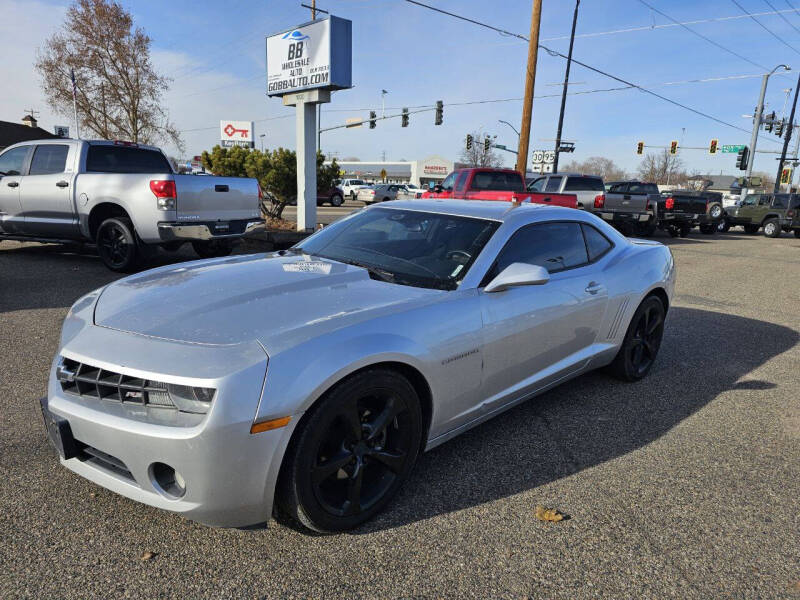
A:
[
  {"left": 636, "top": 150, "right": 687, "bottom": 185},
  {"left": 458, "top": 131, "right": 503, "bottom": 168},
  {"left": 35, "top": 0, "right": 182, "bottom": 149},
  {"left": 562, "top": 156, "right": 628, "bottom": 181}
]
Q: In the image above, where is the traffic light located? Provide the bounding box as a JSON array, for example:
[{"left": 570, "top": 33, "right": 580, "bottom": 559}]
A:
[
  {"left": 775, "top": 119, "right": 785, "bottom": 137},
  {"left": 401, "top": 107, "right": 409, "bottom": 128},
  {"left": 369, "top": 111, "right": 377, "bottom": 129},
  {"left": 735, "top": 146, "right": 749, "bottom": 170},
  {"left": 764, "top": 111, "right": 776, "bottom": 132},
  {"left": 435, "top": 100, "right": 443, "bottom": 125},
  {"left": 484, "top": 137, "right": 491, "bottom": 153},
  {"left": 466, "top": 134, "right": 473, "bottom": 150},
  {"left": 781, "top": 167, "right": 792, "bottom": 184},
  {"left": 636, "top": 141, "right": 644, "bottom": 155},
  {"left": 709, "top": 139, "right": 718, "bottom": 154},
  {"left": 669, "top": 140, "right": 678, "bottom": 155}
]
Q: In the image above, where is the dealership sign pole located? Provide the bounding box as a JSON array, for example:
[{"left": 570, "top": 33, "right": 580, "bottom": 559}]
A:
[{"left": 267, "top": 16, "right": 352, "bottom": 232}]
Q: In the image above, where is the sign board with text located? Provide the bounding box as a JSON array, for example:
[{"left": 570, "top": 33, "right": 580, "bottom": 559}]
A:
[
  {"left": 721, "top": 144, "right": 745, "bottom": 153},
  {"left": 54, "top": 125, "right": 69, "bottom": 138},
  {"left": 531, "top": 149, "right": 555, "bottom": 174},
  {"left": 219, "top": 120, "right": 255, "bottom": 148},
  {"left": 266, "top": 16, "right": 352, "bottom": 97}
]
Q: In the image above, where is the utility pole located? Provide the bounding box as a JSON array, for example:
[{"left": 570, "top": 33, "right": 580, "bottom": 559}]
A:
[
  {"left": 774, "top": 71, "right": 800, "bottom": 192},
  {"left": 552, "top": 0, "right": 580, "bottom": 173},
  {"left": 311, "top": 0, "right": 316, "bottom": 19},
  {"left": 516, "top": 0, "right": 543, "bottom": 176},
  {"left": 746, "top": 65, "right": 790, "bottom": 195}
]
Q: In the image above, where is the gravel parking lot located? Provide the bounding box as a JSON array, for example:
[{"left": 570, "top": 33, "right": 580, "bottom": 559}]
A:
[{"left": 1, "top": 230, "right": 798, "bottom": 599}]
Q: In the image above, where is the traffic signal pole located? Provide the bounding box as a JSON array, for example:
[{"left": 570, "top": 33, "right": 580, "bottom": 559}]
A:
[
  {"left": 552, "top": 0, "right": 580, "bottom": 173},
  {"left": 516, "top": 0, "right": 543, "bottom": 176},
  {"left": 774, "top": 71, "right": 800, "bottom": 192}
]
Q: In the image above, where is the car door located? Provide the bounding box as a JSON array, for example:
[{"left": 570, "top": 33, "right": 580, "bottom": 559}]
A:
[
  {"left": 478, "top": 221, "right": 609, "bottom": 413},
  {"left": 755, "top": 194, "right": 772, "bottom": 223},
  {"left": 18, "top": 143, "right": 77, "bottom": 237},
  {"left": 527, "top": 176, "right": 547, "bottom": 192},
  {"left": 0, "top": 145, "right": 32, "bottom": 234}
]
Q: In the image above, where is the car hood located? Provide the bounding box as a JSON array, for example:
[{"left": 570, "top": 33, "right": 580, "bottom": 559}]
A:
[{"left": 93, "top": 253, "right": 440, "bottom": 349}]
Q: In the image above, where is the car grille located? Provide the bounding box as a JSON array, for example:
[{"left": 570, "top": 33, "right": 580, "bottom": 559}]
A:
[{"left": 57, "top": 357, "right": 176, "bottom": 409}]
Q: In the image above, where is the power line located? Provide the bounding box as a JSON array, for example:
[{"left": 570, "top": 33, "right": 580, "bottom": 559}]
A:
[
  {"left": 730, "top": 0, "right": 800, "bottom": 55},
  {"left": 401, "top": 0, "right": 783, "bottom": 144},
  {"left": 763, "top": 0, "right": 800, "bottom": 35},
  {"left": 637, "top": 0, "right": 768, "bottom": 70}
]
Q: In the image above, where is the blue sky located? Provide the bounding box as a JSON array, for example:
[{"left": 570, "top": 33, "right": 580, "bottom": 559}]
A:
[{"left": 5, "top": 0, "right": 800, "bottom": 177}]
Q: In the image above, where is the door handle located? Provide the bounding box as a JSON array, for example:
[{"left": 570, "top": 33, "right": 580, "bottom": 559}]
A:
[
  {"left": 585, "top": 281, "right": 603, "bottom": 295},
  {"left": 542, "top": 196, "right": 551, "bottom": 202},
  {"left": 56, "top": 180, "right": 69, "bottom": 188},
  {"left": 6, "top": 181, "right": 19, "bottom": 188}
]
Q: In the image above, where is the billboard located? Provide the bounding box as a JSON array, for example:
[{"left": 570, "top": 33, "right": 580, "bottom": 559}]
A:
[
  {"left": 219, "top": 120, "right": 255, "bottom": 148},
  {"left": 266, "top": 16, "right": 352, "bottom": 97}
]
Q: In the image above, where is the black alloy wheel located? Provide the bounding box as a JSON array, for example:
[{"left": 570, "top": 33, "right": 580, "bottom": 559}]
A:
[
  {"left": 608, "top": 296, "right": 666, "bottom": 382},
  {"left": 276, "top": 369, "right": 422, "bottom": 533},
  {"left": 717, "top": 218, "right": 731, "bottom": 232},
  {"left": 96, "top": 217, "right": 138, "bottom": 272},
  {"left": 330, "top": 194, "right": 344, "bottom": 207}
]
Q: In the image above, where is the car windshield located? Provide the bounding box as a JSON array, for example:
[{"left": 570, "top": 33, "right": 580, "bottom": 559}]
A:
[{"left": 296, "top": 208, "right": 500, "bottom": 290}]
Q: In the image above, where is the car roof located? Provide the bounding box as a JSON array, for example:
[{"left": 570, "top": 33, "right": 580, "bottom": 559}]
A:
[
  {"left": 377, "top": 199, "right": 580, "bottom": 222},
  {"left": 545, "top": 172, "right": 603, "bottom": 179}
]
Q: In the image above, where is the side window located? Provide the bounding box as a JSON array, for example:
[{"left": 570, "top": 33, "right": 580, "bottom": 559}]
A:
[
  {"left": 527, "top": 177, "right": 546, "bottom": 192},
  {"left": 758, "top": 195, "right": 770, "bottom": 206},
  {"left": 440, "top": 172, "right": 456, "bottom": 191},
  {"left": 0, "top": 146, "right": 30, "bottom": 176},
  {"left": 544, "top": 176, "right": 562, "bottom": 192},
  {"left": 772, "top": 195, "right": 788, "bottom": 209},
  {"left": 29, "top": 145, "right": 70, "bottom": 175},
  {"left": 564, "top": 176, "right": 604, "bottom": 192},
  {"left": 454, "top": 171, "right": 468, "bottom": 193},
  {"left": 494, "top": 222, "right": 589, "bottom": 275},
  {"left": 742, "top": 195, "right": 757, "bottom": 206},
  {"left": 581, "top": 224, "right": 613, "bottom": 261}
]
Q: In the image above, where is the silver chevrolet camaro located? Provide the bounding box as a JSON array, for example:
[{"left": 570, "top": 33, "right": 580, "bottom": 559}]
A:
[{"left": 41, "top": 200, "right": 675, "bottom": 532}]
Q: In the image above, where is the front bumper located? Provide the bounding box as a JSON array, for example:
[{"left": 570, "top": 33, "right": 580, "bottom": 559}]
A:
[
  {"left": 43, "top": 325, "right": 296, "bottom": 528},
  {"left": 157, "top": 219, "right": 265, "bottom": 242}
]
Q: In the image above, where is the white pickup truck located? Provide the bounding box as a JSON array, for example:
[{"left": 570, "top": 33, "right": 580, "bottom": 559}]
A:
[{"left": 0, "top": 139, "right": 263, "bottom": 271}]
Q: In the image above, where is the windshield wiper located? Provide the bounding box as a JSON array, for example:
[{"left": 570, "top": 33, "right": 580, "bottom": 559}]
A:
[{"left": 346, "top": 261, "right": 396, "bottom": 283}]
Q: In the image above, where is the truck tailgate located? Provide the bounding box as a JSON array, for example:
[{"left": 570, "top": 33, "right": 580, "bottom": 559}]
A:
[
  {"left": 664, "top": 193, "right": 707, "bottom": 216},
  {"left": 174, "top": 175, "right": 260, "bottom": 222}
]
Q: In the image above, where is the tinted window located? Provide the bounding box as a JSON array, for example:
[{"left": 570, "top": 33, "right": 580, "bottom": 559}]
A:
[
  {"left": 582, "top": 224, "right": 613, "bottom": 261},
  {"left": 351, "top": 180, "right": 364, "bottom": 186},
  {"left": 758, "top": 195, "right": 770, "bottom": 206},
  {"left": 544, "top": 176, "right": 562, "bottom": 192},
  {"left": 608, "top": 183, "right": 627, "bottom": 193},
  {"left": 564, "top": 176, "right": 604, "bottom": 192},
  {"left": 628, "top": 183, "right": 659, "bottom": 194},
  {"left": 470, "top": 171, "right": 524, "bottom": 192},
  {"left": 440, "top": 172, "right": 456, "bottom": 191},
  {"left": 494, "top": 222, "right": 589, "bottom": 275},
  {"left": 773, "top": 194, "right": 788, "bottom": 208},
  {"left": 86, "top": 145, "right": 171, "bottom": 173},
  {"left": 454, "top": 171, "right": 468, "bottom": 192},
  {"left": 29, "top": 145, "right": 69, "bottom": 175},
  {"left": 0, "top": 146, "right": 29, "bottom": 176},
  {"left": 527, "top": 177, "right": 546, "bottom": 192}
]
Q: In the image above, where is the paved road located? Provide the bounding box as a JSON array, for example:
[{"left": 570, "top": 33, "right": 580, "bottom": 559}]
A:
[
  {"left": 281, "top": 198, "right": 363, "bottom": 225},
  {"left": 1, "top": 229, "right": 798, "bottom": 598}
]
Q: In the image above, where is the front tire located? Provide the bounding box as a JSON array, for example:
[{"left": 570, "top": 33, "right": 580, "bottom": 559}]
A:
[
  {"left": 717, "top": 218, "right": 731, "bottom": 232},
  {"left": 276, "top": 369, "right": 422, "bottom": 533},
  {"left": 763, "top": 218, "right": 781, "bottom": 238},
  {"left": 330, "top": 194, "right": 344, "bottom": 207},
  {"left": 96, "top": 217, "right": 138, "bottom": 272},
  {"left": 607, "top": 296, "right": 666, "bottom": 382},
  {"left": 191, "top": 240, "right": 233, "bottom": 258}
]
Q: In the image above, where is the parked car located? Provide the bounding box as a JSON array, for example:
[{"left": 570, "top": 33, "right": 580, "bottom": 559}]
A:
[
  {"left": 40, "top": 199, "right": 674, "bottom": 532},
  {"left": 339, "top": 178, "right": 368, "bottom": 200},
  {"left": 395, "top": 183, "right": 425, "bottom": 200},
  {"left": 601, "top": 181, "right": 660, "bottom": 236},
  {"left": 0, "top": 139, "right": 263, "bottom": 271},
  {"left": 317, "top": 186, "right": 344, "bottom": 207},
  {"left": 657, "top": 190, "right": 724, "bottom": 237},
  {"left": 526, "top": 172, "right": 605, "bottom": 210},
  {"left": 358, "top": 183, "right": 404, "bottom": 204},
  {"left": 423, "top": 167, "right": 578, "bottom": 207},
  {"left": 722, "top": 193, "right": 800, "bottom": 237}
]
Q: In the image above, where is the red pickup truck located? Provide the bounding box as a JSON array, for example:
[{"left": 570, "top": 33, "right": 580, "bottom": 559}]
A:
[{"left": 422, "top": 167, "right": 578, "bottom": 208}]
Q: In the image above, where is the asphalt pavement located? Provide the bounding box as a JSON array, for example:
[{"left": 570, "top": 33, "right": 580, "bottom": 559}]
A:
[{"left": 0, "top": 227, "right": 798, "bottom": 599}]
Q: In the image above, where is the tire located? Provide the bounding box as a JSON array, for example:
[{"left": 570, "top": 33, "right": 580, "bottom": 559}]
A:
[
  {"left": 382, "top": 197, "right": 390, "bottom": 203},
  {"left": 635, "top": 220, "right": 657, "bottom": 237},
  {"left": 330, "top": 194, "right": 343, "bottom": 207},
  {"left": 276, "top": 368, "right": 423, "bottom": 533},
  {"left": 191, "top": 240, "right": 233, "bottom": 259},
  {"left": 763, "top": 218, "right": 781, "bottom": 238},
  {"left": 699, "top": 223, "right": 716, "bottom": 235},
  {"left": 607, "top": 295, "right": 666, "bottom": 382},
  {"left": 795, "top": 229, "right": 800, "bottom": 238},
  {"left": 678, "top": 223, "right": 691, "bottom": 238},
  {"left": 717, "top": 218, "right": 731, "bottom": 233},
  {"left": 666, "top": 225, "right": 680, "bottom": 238},
  {"left": 708, "top": 203, "right": 723, "bottom": 220},
  {"left": 743, "top": 224, "right": 760, "bottom": 235},
  {"left": 350, "top": 191, "right": 357, "bottom": 201},
  {"left": 96, "top": 217, "right": 139, "bottom": 272}
]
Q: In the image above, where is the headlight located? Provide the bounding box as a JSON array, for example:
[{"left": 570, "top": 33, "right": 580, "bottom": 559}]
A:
[{"left": 166, "top": 384, "right": 216, "bottom": 414}]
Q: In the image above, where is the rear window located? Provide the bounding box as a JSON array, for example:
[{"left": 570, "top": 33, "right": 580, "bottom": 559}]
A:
[
  {"left": 29, "top": 144, "right": 69, "bottom": 175},
  {"left": 470, "top": 171, "right": 524, "bottom": 192},
  {"left": 628, "top": 183, "right": 659, "bottom": 194},
  {"left": 564, "top": 176, "right": 604, "bottom": 192},
  {"left": 86, "top": 145, "right": 171, "bottom": 173}
]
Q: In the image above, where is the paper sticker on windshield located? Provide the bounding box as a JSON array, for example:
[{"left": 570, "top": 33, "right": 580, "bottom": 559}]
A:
[{"left": 283, "top": 261, "right": 332, "bottom": 274}]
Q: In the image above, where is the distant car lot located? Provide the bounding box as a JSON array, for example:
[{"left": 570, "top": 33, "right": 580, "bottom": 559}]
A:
[{"left": 1, "top": 229, "right": 798, "bottom": 598}]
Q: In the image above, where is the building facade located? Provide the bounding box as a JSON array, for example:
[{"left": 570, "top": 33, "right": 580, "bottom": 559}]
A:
[{"left": 327, "top": 155, "right": 454, "bottom": 187}]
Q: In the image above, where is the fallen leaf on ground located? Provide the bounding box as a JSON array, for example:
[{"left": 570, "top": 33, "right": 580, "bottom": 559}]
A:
[
  {"left": 789, "top": 580, "right": 800, "bottom": 595},
  {"left": 140, "top": 551, "right": 156, "bottom": 561},
  {"left": 535, "top": 505, "right": 564, "bottom": 523}
]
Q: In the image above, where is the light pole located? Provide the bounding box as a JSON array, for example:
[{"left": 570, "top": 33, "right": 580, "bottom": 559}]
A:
[
  {"left": 774, "top": 71, "right": 800, "bottom": 192},
  {"left": 259, "top": 134, "right": 265, "bottom": 151},
  {"left": 745, "top": 64, "right": 790, "bottom": 195},
  {"left": 498, "top": 119, "right": 520, "bottom": 139},
  {"left": 553, "top": 0, "right": 580, "bottom": 173}
]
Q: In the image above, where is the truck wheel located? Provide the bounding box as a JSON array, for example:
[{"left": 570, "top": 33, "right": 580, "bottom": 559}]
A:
[
  {"left": 330, "top": 194, "right": 343, "bottom": 207},
  {"left": 667, "top": 225, "right": 680, "bottom": 238},
  {"left": 743, "top": 224, "right": 760, "bottom": 235},
  {"left": 794, "top": 229, "right": 800, "bottom": 238},
  {"left": 192, "top": 240, "right": 233, "bottom": 259},
  {"left": 763, "top": 219, "right": 781, "bottom": 238},
  {"left": 96, "top": 217, "right": 139, "bottom": 272},
  {"left": 699, "top": 223, "right": 716, "bottom": 235},
  {"left": 717, "top": 218, "right": 731, "bottom": 232},
  {"left": 678, "top": 223, "right": 691, "bottom": 238},
  {"left": 708, "top": 203, "right": 723, "bottom": 220},
  {"left": 636, "top": 221, "right": 657, "bottom": 237}
]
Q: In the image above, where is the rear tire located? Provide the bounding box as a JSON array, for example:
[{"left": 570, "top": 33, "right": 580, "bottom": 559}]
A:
[
  {"left": 717, "top": 218, "right": 731, "bottom": 233},
  {"left": 96, "top": 217, "right": 139, "bottom": 272},
  {"left": 636, "top": 220, "right": 658, "bottom": 237},
  {"left": 794, "top": 229, "right": 800, "bottom": 238},
  {"left": 744, "top": 224, "right": 760, "bottom": 234},
  {"left": 763, "top": 218, "right": 781, "bottom": 238},
  {"left": 276, "top": 368, "right": 422, "bottom": 533},
  {"left": 192, "top": 240, "right": 233, "bottom": 259},
  {"left": 699, "top": 223, "right": 716, "bottom": 235},
  {"left": 607, "top": 296, "right": 666, "bottom": 382},
  {"left": 678, "top": 223, "right": 691, "bottom": 238}
]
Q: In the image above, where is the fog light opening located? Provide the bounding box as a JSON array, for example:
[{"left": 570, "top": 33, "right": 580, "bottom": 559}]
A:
[{"left": 150, "top": 462, "right": 186, "bottom": 499}]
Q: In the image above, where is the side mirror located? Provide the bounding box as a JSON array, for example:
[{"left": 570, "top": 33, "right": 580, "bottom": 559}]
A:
[{"left": 484, "top": 262, "right": 550, "bottom": 293}]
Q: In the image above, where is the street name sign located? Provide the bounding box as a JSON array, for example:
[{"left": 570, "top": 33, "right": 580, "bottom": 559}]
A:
[{"left": 721, "top": 144, "right": 745, "bottom": 153}]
